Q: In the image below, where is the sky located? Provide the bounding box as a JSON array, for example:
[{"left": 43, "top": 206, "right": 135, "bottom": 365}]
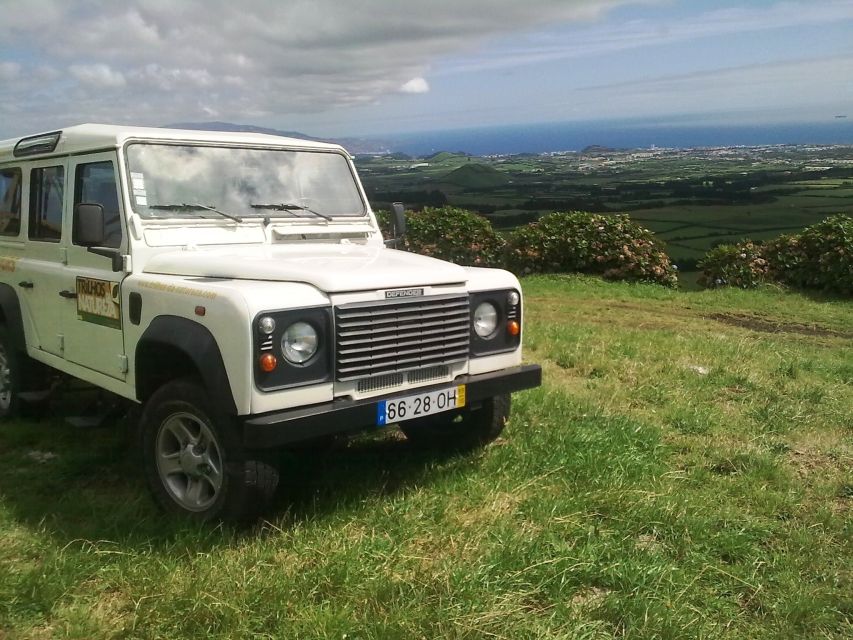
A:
[{"left": 1, "top": 0, "right": 852, "bottom": 139}]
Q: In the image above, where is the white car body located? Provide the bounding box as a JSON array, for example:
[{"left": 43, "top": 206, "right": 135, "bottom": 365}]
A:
[{"left": 0, "top": 124, "right": 540, "bottom": 519}]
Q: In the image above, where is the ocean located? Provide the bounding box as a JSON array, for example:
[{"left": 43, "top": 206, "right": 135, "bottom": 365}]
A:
[{"left": 384, "top": 119, "right": 853, "bottom": 156}]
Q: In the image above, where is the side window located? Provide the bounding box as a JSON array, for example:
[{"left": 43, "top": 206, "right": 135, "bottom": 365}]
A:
[
  {"left": 74, "top": 161, "right": 122, "bottom": 249},
  {"left": 0, "top": 168, "right": 22, "bottom": 237},
  {"left": 28, "top": 166, "right": 64, "bottom": 242}
]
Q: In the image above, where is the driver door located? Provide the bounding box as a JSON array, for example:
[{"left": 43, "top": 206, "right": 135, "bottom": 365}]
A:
[{"left": 61, "top": 153, "right": 128, "bottom": 379}]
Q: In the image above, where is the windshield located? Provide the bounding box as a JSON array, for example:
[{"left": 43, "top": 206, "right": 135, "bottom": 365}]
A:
[{"left": 125, "top": 143, "right": 365, "bottom": 219}]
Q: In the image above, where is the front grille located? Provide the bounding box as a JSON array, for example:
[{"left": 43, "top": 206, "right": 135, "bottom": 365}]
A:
[
  {"left": 335, "top": 294, "right": 470, "bottom": 381},
  {"left": 408, "top": 365, "right": 450, "bottom": 385},
  {"left": 357, "top": 373, "right": 404, "bottom": 393}
]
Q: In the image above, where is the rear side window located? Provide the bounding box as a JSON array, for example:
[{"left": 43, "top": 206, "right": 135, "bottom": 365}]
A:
[
  {"left": 0, "top": 168, "right": 22, "bottom": 237},
  {"left": 74, "top": 161, "right": 122, "bottom": 248},
  {"left": 29, "top": 166, "right": 64, "bottom": 242}
]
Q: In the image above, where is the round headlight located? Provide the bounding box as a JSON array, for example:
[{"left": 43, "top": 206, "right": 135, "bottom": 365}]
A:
[
  {"left": 281, "top": 322, "right": 318, "bottom": 363},
  {"left": 473, "top": 302, "right": 498, "bottom": 338}
]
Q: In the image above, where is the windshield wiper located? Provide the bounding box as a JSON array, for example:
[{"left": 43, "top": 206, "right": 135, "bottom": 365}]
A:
[
  {"left": 249, "top": 203, "right": 332, "bottom": 221},
  {"left": 149, "top": 203, "right": 243, "bottom": 223}
]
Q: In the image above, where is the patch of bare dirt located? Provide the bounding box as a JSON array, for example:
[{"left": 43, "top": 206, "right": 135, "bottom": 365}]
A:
[
  {"left": 706, "top": 312, "right": 852, "bottom": 339},
  {"left": 634, "top": 533, "right": 663, "bottom": 553},
  {"left": 786, "top": 444, "right": 850, "bottom": 480},
  {"left": 788, "top": 447, "right": 832, "bottom": 479},
  {"left": 25, "top": 450, "right": 58, "bottom": 463},
  {"left": 450, "top": 491, "right": 524, "bottom": 530},
  {"left": 570, "top": 587, "right": 612, "bottom": 609}
]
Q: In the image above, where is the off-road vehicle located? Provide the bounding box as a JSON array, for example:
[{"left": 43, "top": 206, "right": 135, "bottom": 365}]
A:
[{"left": 0, "top": 125, "right": 541, "bottom": 520}]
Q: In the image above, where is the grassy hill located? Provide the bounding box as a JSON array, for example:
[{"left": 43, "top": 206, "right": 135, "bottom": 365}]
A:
[
  {"left": 1, "top": 277, "right": 851, "bottom": 638},
  {"left": 441, "top": 163, "right": 511, "bottom": 189}
]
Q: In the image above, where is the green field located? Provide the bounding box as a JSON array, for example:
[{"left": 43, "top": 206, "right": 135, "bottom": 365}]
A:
[
  {"left": 356, "top": 146, "right": 853, "bottom": 271},
  {"left": 2, "top": 277, "right": 851, "bottom": 638}
]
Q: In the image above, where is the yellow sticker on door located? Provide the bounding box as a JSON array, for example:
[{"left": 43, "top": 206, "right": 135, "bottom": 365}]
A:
[
  {"left": 77, "top": 277, "right": 121, "bottom": 329},
  {"left": 0, "top": 256, "right": 20, "bottom": 272}
]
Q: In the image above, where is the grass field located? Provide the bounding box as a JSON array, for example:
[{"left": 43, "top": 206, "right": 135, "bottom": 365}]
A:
[{"left": 1, "top": 277, "right": 851, "bottom": 639}]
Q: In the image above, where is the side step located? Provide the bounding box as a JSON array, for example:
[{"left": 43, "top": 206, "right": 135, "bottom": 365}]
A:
[
  {"left": 65, "top": 403, "right": 129, "bottom": 429},
  {"left": 66, "top": 415, "right": 112, "bottom": 429},
  {"left": 19, "top": 380, "right": 63, "bottom": 403},
  {"left": 15, "top": 373, "right": 134, "bottom": 428}
]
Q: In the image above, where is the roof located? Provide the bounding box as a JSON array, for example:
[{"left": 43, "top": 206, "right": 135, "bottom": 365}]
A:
[{"left": 0, "top": 123, "right": 344, "bottom": 163}]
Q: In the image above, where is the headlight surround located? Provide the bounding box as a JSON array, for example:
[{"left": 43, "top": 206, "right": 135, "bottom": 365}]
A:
[
  {"left": 254, "top": 306, "right": 332, "bottom": 391},
  {"left": 473, "top": 302, "right": 499, "bottom": 339},
  {"left": 469, "top": 289, "right": 522, "bottom": 357},
  {"left": 281, "top": 321, "right": 319, "bottom": 364}
]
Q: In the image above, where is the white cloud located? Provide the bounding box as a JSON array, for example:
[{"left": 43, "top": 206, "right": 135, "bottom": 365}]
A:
[
  {"left": 400, "top": 77, "right": 430, "bottom": 94},
  {"left": 132, "top": 65, "right": 215, "bottom": 90},
  {"left": 34, "top": 65, "right": 61, "bottom": 82},
  {"left": 1, "top": 0, "right": 850, "bottom": 138},
  {"left": 0, "top": 62, "right": 20, "bottom": 80},
  {"left": 563, "top": 55, "right": 853, "bottom": 120},
  {"left": 437, "top": 0, "right": 853, "bottom": 74},
  {"left": 0, "top": 0, "right": 647, "bottom": 135},
  {"left": 69, "top": 63, "right": 127, "bottom": 88}
]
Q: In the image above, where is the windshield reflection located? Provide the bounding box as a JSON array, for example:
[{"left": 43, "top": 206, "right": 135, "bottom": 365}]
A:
[{"left": 125, "top": 144, "right": 365, "bottom": 219}]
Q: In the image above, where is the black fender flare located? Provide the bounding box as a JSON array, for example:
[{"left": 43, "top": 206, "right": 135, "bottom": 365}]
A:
[
  {"left": 0, "top": 283, "right": 27, "bottom": 351},
  {"left": 136, "top": 315, "right": 238, "bottom": 415}
]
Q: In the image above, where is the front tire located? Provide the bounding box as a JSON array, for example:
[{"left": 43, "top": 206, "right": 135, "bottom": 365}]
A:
[
  {"left": 400, "top": 394, "right": 511, "bottom": 451},
  {"left": 139, "top": 378, "right": 278, "bottom": 522}
]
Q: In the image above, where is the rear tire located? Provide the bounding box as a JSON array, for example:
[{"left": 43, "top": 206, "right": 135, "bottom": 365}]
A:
[
  {"left": 400, "top": 394, "right": 511, "bottom": 451},
  {"left": 139, "top": 378, "right": 278, "bottom": 523},
  {"left": 0, "top": 326, "right": 21, "bottom": 420}
]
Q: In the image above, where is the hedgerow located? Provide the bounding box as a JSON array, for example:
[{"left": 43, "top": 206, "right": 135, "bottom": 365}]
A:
[
  {"left": 697, "top": 214, "right": 852, "bottom": 295},
  {"left": 765, "top": 215, "right": 852, "bottom": 294},
  {"left": 376, "top": 206, "right": 505, "bottom": 267},
  {"left": 377, "top": 207, "right": 851, "bottom": 294},
  {"left": 504, "top": 212, "right": 678, "bottom": 287},
  {"left": 697, "top": 241, "right": 768, "bottom": 289}
]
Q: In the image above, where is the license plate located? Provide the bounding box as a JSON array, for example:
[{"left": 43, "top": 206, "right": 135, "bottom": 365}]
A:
[{"left": 377, "top": 385, "right": 466, "bottom": 426}]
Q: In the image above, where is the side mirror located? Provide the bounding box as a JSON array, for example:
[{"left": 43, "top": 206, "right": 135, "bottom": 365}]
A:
[
  {"left": 384, "top": 202, "right": 407, "bottom": 247},
  {"left": 74, "top": 203, "right": 105, "bottom": 247},
  {"left": 74, "top": 203, "right": 123, "bottom": 271},
  {"left": 391, "top": 202, "right": 407, "bottom": 238}
]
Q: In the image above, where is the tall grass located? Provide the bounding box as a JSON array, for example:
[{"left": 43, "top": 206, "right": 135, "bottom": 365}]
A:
[{"left": 1, "top": 276, "right": 850, "bottom": 638}]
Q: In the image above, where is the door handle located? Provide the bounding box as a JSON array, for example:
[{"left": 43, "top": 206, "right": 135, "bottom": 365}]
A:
[
  {"left": 17, "top": 281, "right": 34, "bottom": 289},
  {"left": 58, "top": 290, "right": 78, "bottom": 299}
]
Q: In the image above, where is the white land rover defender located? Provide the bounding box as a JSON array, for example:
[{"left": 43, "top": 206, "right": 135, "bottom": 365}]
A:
[{"left": 0, "top": 125, "right": 541, "bottom": 521}]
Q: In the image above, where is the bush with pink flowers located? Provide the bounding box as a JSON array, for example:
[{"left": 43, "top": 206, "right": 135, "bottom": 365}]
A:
[
  {"left": 697, "top": 214, "right": 852, "bottom": 295},
  {"left": 376, "top": 206, "right": 505, "bottom": 267},
  {"left": 504, "top": 212, "right": 678, "bottom": 287},
  {"left": 697, "top": 241, "right": 769, "bottom": 289},
  {"left": 764, "top": 215, "right": 852, "bottom": 295}
]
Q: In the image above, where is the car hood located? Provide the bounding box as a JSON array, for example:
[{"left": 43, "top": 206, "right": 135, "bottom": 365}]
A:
[{"left": 142, "top": 244, "right": 468, "bottom": 292}]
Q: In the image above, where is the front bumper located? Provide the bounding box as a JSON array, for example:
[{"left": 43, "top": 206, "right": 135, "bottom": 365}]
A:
[{"left": 242, "top": 364, "right": 542, "bottom": 449}]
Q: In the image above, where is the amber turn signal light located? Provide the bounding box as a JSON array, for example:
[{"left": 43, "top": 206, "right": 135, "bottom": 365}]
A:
[
  {"left": 259, "top": 353, "right": 277, "bottom": 372},
  {"left": 507, "top": 320, "right": 520, "bottom": 336}
]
